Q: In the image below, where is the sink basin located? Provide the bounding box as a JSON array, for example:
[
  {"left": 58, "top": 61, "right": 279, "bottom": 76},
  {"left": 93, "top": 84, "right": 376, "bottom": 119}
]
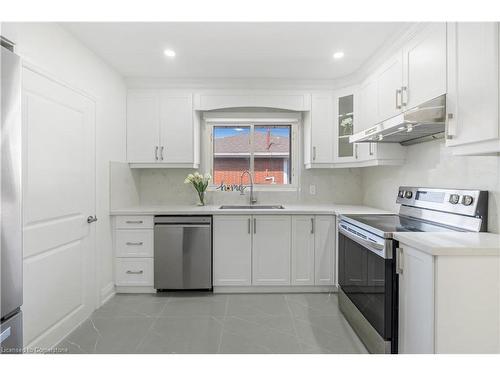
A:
[{"left": 219, "top": 205, "right": 285, "bottom": 210}]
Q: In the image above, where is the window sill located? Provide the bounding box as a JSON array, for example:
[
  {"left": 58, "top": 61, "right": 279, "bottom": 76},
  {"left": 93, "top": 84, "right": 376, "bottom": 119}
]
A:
[{"left": 207, "top": 185, "right": 298, "bottom": 193}]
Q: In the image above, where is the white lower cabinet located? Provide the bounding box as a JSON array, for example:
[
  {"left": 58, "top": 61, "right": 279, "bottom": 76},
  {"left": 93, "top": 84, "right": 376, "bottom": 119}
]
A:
[
  {"left": 213, "top": 216, "right": 252, "bottom": 286},
  {"left": 314, "top": 216, "right": 335, "bottom": 285},
  {"left": 397, "top": 243, "right": 500, "bottom": 354},
  {"left": 291, "top": 216, "right": 315, "bottom": 285},
  {"left": 252, "top": 215, "right": 291, "bottom": 285},
  {"left": 114, "top": 215, "right": 154, "bottom": 292},
  {"left": 213, "top": 214, "right": 336, "bottom": 288}
]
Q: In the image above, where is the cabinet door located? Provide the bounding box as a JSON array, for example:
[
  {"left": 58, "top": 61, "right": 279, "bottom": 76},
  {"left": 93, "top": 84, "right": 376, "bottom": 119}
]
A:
[
  {"left": 446, "top": 22, "right": 499, "bottom": 147},
  {"left": 377, "top": 52, "right": 403, "bottom": 122},
  {"left": 311, "top": 93, "right": 335, "bottom": 163},
  {"left": 159, "top": 92, "right": 194, "bottom": 163},
  {"left": 358, "top": 77, "right": 378, "bottom": 132},
  {"left": 398, "top": 246, "right": 435, "bottom": 354},
  {"left": 213, "top": 216, "right": 252, "bottom": 286},
  {"left": 252, "top": 215, "right": 291, "bottom": 285},
  {"left": 127, "top": 90, "right": 160, "bottom": 162},
  {"left": 291, "top": 216, "right": 315, "bottom": 285},
  {"left": 314, "top": 216, "right": 335, "bottom": 285},
  {"left": 402, "top": 23, "right": 447, "bottom": 109}
]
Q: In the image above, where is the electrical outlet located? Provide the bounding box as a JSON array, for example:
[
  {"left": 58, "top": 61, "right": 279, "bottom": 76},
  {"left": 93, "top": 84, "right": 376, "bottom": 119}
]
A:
[{"left": 309, "top": 184, "right": 316, "bottom": 195}]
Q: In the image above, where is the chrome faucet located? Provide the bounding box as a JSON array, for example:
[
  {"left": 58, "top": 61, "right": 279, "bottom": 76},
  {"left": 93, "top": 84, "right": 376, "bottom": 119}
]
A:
[{"left": 240, "top": 170, "right": 257, "bottom": 205}]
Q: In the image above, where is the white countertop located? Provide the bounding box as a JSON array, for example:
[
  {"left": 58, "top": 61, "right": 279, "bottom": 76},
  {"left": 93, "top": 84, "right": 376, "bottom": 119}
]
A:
[
  {"left": 109, "top": 204, "right": 391, "bottom": 216},
  {"left": 393, "top": 232, "right": 500, "bottom": 256}
]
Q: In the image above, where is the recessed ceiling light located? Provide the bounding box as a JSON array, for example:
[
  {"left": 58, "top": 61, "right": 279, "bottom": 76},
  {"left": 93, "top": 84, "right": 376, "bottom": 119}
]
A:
[
  {"left": 163, "top": 49, "right": 176, "bottom": 58},
  {"left": 333, "top": 51, "right": 344, "bottom": 60}
]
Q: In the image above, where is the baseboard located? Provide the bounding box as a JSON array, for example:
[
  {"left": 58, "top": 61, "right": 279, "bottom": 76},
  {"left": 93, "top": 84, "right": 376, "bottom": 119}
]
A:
[
  {"left": 213, "top": 285, "right": 338, "bottom": 294},
  {"left": 115, "top": 286, "right": 156, "bottom": 294},
  {"left": 100, "top": 282, "right": 115, "bottom": 306}
]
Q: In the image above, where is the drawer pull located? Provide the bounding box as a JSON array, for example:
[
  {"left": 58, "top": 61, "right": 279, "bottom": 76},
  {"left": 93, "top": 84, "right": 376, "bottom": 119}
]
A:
[
  {"left": 126, "top": 270, "right": 144, "bottom": 275},
  {"left": 125, "top": 220, "right": 143, "bottom": 224},
  {"left": 126, "top": 242, "right": 144, "bottom": 246}
]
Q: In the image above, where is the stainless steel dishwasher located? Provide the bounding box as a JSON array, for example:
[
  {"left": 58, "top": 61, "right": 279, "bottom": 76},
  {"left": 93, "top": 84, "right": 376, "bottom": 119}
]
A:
[{"left": 154, "top": 216, "right": 212, "bottom": 290}]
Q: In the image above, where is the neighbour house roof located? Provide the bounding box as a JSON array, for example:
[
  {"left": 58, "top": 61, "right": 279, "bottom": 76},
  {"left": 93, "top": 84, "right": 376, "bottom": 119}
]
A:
[{"left": 214, "top": 132, "right": 290, "bottom": 156}]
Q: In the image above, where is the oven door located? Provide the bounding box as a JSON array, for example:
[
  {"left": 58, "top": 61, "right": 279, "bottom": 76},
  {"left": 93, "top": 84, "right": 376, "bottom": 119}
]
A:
[{"left": 338, "top": 223, "right": 394, "bottom": 341}]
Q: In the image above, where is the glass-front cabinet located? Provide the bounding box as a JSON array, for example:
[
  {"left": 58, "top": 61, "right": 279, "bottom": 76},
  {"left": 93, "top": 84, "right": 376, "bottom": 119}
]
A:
[{"left": 337, "top": 94, "right": 355, "bottom": 159}]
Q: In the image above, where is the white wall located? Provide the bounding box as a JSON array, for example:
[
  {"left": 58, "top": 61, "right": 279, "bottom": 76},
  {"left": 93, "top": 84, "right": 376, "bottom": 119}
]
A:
[
  {"left": 361, "top": 140, "right": 500, "bottom": 234},
  {"left": 2, "top": 22, "right": 127, "bottom": 304}
]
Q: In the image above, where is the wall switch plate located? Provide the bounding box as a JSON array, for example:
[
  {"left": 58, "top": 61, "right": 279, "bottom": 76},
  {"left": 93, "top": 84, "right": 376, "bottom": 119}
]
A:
[{"left": 309, "top": 184, "right": 316, "bottom": 195}]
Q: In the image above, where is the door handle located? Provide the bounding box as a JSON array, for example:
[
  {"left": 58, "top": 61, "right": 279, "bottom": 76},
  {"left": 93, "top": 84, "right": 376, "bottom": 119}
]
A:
[
  {"left": 396, "top": 247, "right": 404, "bottom": 275},
  {"left": 310, "top": 217, "right": 315, "bottom": 234},
  {"left": 253, "top": 218, "right": 256, "bottom": 234},
  {"left": 401, "top": 86, "right": 408, "bottom": 107},
  {"left": 369, "top": 143, "right": 374, "bottom": 156},
  {"left": 155, "top": 146, "right": 159, "bottom": 161},
  {"left": 313, "top": 146, "right": 317, "bottom": 161},
  {"left": 87, "top": 216, "right": 98, "bottom": 224},
  {"left": 248, "top": 218, "right": 251, "bottom": 234},
  {"left": 160, "top": 146, "right": 164, "bottom": 161},
  {"left": 396, "top": 89, "right": 402, "bottom": 109},
  {"left": 446, "top": 113, "right": 455, "bottom": 140},
  {"left": 354, "top": 144, "right": 358, "bottom": 159},
  {"left": 126, "top": 242, "right": 143, "bottom": 246}
]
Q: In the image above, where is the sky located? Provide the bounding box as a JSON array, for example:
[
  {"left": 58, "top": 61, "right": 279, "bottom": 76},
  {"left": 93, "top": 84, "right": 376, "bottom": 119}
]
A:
[{"left": 214, "top": 126, "right": 290, "bottom": 139}]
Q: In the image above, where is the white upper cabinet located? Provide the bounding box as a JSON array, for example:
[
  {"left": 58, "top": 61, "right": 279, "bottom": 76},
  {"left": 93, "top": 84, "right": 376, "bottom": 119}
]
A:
[
  {"left": 376, "top": 52, "right": 404, "bottom": 122},
  {"left": 358, "top": 77, "right": 378, "bottom": 132},
  {"left": 309, "top": 92, "right": 335, "bottom": 164},
  {"left": 127, "top": 90, "right": 160, "bottom": 163},
  {"left": 402, "top": 23, "right": 447, "bottom": 110},
  {"left": 127, "top": 89, "right": 199, "bottom": 167},
  {"left": 446, "top": 22, "right": 500, "bottom": 153},
  {"left": 159, "top": 92, "right": 194, "bottom": 163}
]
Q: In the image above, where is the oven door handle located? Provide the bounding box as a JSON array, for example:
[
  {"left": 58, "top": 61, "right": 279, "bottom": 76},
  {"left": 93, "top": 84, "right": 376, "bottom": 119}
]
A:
[{"left": 338, "top": 226, "right": 386, "bottom": 257}]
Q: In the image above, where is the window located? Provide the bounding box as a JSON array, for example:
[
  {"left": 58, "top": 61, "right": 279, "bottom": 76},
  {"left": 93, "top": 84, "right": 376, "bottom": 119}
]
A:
[{"left": 211, "top": 123, "right": 294, "bottom": 187}]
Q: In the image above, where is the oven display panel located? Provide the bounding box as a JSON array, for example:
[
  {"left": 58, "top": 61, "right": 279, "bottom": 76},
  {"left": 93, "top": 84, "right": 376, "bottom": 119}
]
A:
[{"left": 415, "top": 191, "right": 445, "bottom": 203}]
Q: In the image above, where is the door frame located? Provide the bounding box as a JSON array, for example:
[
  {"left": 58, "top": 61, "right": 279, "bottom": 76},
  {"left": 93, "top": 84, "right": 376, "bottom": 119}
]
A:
[{"left": 21, "top": 60, "right": 99, "bottom": 324}]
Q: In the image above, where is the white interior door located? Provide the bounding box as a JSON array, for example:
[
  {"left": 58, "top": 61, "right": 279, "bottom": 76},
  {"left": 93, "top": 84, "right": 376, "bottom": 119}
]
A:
[{"left": 22, "top": 67, "right": 96, "bottom": 349}]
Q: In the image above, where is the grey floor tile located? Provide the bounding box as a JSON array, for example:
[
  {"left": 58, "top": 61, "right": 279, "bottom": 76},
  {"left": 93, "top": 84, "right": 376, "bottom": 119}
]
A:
[
  {"left": 285, "top": 293, "right": 341, "bottom": 319},
  {"left": 226, "top": 294, "right": 290, "bottom": 317},
  {"left": 160, "top": 294, "right": 227, "bottom": 317},
  {"left": 64, "top": 317, "right": 155, "bottom": 354},
  {"left": 221, "top": 316, "right": 302, "bottom": 354},
  {"left": 136, "top": 316, "right": 222, "bottom": 354},
  {"left": 92, "top": 297, "right": 167, "bottom": 318}
]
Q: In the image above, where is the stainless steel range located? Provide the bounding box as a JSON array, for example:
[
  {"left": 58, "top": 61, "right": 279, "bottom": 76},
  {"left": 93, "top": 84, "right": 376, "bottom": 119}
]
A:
[{"left": 337, "top": 187, "right": 488, "bottom": 354}]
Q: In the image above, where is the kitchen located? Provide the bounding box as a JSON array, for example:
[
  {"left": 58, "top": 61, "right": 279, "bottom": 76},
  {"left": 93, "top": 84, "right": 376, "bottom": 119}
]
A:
[{"left": 1, "top": 2, "right": 500, "bottom": 369}]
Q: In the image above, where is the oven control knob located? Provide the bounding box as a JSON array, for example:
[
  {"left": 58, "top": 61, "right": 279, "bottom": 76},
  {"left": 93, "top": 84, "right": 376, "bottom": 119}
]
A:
[
  {"left": 462, "top": 195, "right": 474, "bottom": 206},
  {"left": 449, "top": 194, "right": 460, "bottom": 204},
  {"left": 404, "top": 191, "right": 413, "bottom": 199},
  {"left": 398, "top": 190, "right": 405, "bottom": 198}
]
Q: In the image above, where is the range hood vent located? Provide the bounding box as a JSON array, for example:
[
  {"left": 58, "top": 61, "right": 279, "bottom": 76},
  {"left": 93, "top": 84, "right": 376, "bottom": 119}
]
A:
[{"left": 350, "top": 95, "right": 446, "bottom": 146}]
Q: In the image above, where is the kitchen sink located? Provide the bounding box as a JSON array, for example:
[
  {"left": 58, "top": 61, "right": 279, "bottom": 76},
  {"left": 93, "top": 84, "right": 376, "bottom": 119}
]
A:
[{"left": 219, "top": 205, "right": 285, "bottom": 210}]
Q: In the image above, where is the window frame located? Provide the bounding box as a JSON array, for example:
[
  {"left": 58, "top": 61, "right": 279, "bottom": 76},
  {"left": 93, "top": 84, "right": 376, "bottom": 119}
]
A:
[{"left": 203, "top": 112, "right": 300, "bottom": 192}]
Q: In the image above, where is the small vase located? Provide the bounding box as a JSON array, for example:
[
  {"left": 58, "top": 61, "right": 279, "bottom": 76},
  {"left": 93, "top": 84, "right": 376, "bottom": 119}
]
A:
[{"left": 197, "top": 191, "right": 206, "bottom": 206}]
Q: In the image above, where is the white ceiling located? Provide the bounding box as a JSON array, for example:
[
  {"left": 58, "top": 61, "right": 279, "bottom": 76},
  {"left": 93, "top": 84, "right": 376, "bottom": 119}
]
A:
[{"left": 63, "top": 22, "right": 409, "bottom": 80}]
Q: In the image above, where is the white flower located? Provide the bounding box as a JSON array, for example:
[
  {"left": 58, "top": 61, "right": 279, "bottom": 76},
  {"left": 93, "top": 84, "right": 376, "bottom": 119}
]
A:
[
  {"left": 184, "top": 178, "right": 190, "bottom": 184},
  {"left": 187, "top": 173, "right": 194, "bottom": 179},
  {"left": 204, "top": 173, "right": 211, "bottom": 180}
]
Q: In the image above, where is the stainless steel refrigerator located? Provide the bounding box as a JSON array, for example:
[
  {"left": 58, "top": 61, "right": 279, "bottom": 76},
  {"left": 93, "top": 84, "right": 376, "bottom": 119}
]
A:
[{"left": 0, "top": 36, "right": 23, "bottom": 354}]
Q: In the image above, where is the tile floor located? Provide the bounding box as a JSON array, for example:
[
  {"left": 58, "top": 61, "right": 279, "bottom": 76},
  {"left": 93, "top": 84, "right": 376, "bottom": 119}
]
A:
[{"left": 57, "top": 292, "right": 368, "bottom": 354}]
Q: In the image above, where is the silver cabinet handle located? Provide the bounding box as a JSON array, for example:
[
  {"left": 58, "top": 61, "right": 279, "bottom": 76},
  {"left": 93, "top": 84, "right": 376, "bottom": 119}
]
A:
[
  {"left": 396, "top": 89, "right": 402, "bottom": 109},
  {"left": 253, "top": 218, "right": 256, "bottom": 234},
  {"left": 312, "top": 146, "right": 317, "bottom": 161},
  {"left": 126, "top": 220, "right": 143, "bottom": 224},
  {"left": 126, "top": 270, "right": 144, "bottom": 275},
  {"left": 160, "top": 146, "right": 164, "bottom": 161},
  {"left": 155, "top": 146, "right": 159, "bottom": 161},
  {"left": 446, "top": 113, "right": 455, "bottom": 140},
  {"left": 126, "top": 242, "right": 143, "bottom": 246},
  {"left": 401, "top": 86, "right": 408, "bottom": 107},
  {"left": 87, "top": 216, "right": 98, "bottom": 224},
  {"left": 310, "top": 217, "right": 315, "bottom": 234},
  {"left": 369, "top": 143, "right": 374, "bottom": 156},
  {"left": 354, "top": 144, "right": 358, "bottom": 159},
  {"left": 396, "top": 247, "right": 404, "bottom": 275},
  {"left": 247, "top": 218, "right": 251, "bottom": 234}
]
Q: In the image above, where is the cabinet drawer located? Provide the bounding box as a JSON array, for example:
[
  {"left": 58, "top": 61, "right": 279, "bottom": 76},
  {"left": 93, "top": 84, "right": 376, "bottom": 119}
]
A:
[
  {"left": 115, "top": 216, "right": 153, "bottom": 229},
  {"left": 115, "top": 258, "right": 154, "bottom": 286},
  {"left": 115, "top": 230, "right": 153, "bottom": 257}
]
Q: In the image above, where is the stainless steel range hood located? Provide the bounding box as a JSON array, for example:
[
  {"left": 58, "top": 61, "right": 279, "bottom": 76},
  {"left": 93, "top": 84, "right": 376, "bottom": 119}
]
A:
[{"left": 350, "top": 95, "right": 446, "bottom": 146}]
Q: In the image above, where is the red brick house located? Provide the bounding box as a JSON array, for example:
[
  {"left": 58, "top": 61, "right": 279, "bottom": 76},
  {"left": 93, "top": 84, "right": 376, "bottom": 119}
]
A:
[{"left": 213, "top": 131, "right": 290, "bottom": 185}]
